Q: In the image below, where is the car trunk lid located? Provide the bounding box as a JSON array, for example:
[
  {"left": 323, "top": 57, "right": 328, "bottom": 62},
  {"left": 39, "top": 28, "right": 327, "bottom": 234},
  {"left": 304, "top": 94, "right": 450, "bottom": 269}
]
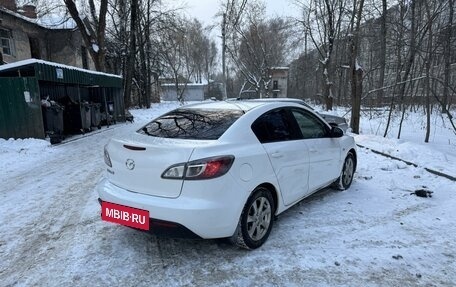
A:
[{"left": 106, "top": 133, "right": 211, "bottom": 198}]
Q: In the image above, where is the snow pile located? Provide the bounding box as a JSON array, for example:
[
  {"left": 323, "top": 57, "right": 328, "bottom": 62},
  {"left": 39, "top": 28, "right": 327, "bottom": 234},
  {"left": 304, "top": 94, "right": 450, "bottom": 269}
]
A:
[
  {"left": 357, "top": 108, "right": 455, "bottom": 152},
  {"left": 355, "top": 134, "right": 456, "bottom": 177},
  {"left": 0, "top": 138, "right": 49, "bottom": 154},
  {"left": 0, "top": 138, "right": 54, "bottom": 176},
  {"left": 352, "top": 107, "right": 456, "bottom": 178},
  {"left": 129, "top": 101, "right": 182, "bottom": 124}
]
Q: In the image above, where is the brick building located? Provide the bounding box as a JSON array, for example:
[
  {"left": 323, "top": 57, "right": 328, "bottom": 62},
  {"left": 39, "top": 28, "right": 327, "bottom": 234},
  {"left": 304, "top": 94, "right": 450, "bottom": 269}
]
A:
[{"left": 0, "top": 0, "right": 93, "bottom": 69}]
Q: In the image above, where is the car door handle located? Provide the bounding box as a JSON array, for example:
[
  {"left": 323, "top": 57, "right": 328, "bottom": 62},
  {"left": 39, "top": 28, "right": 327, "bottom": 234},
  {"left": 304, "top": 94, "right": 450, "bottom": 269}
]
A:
[
  {"left": 271, "top": 152, "right": 284, "bottom": 158},
  {"left": 309, "top": 149, "right": 318, "bottom": 153}
]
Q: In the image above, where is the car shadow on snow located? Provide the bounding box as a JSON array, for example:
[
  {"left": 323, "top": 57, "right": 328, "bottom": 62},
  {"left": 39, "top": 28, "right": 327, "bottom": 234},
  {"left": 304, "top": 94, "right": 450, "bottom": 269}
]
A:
[
  {"left": 89, "top": 187, "right": 365, "bottom": 285},
  {"left": 107, "top": 185, "right": 344, "bottom": 255}
]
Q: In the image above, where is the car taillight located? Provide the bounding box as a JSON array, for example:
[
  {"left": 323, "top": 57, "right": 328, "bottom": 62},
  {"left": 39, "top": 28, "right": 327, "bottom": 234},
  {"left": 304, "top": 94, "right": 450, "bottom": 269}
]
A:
[
  {"left": 104, "top": 145, "right": 112, "bottom": 167},
  {"left": 161, "top": 155, "right": 235, "bottom": 180}
]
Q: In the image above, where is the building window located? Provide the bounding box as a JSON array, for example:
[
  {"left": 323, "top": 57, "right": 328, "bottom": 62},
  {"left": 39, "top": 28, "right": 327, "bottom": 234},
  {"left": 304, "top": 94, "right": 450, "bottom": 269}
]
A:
[
  {"left": 29, "top": 37, "right": 41, "bottom": 59},
  {"left": 81, "top": 46, "right": 88, "bottom": 69},
  {"left": 273, "top": 80, "right": 278, "bottom": 90},
  {"left": 0, "top": 28, "right": 15, "bottom": 56}
]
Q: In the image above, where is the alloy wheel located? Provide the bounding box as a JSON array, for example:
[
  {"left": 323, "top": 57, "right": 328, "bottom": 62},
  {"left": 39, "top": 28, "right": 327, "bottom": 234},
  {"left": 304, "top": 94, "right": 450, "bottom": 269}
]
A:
[
  {"left": 342, "top": 156, "right": 354, "bottom": 186},
  {"left": 246, "top": 196, "right": 272, "bottom": 241}
]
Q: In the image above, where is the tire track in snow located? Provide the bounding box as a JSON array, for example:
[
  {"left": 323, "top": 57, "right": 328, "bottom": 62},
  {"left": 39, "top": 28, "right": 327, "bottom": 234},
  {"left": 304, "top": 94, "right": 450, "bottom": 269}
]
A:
[
  {"left": 1, "top": 163, "right": 104, "bottom": 285},
  {"left": 0, "top": 127, "right": 122, "bottom": 285}
]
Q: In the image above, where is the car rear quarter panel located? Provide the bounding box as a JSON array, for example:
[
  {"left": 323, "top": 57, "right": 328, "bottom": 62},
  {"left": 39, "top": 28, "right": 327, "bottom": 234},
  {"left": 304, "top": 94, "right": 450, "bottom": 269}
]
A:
[{"left": 188, "top": 141, "right": 282, "bottom": 218}]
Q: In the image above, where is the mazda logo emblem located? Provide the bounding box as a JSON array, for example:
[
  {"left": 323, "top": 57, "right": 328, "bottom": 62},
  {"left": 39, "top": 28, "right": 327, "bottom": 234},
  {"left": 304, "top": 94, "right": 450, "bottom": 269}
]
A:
[{"left": 125, "top": 159, "right": 135, "bottom": 170}]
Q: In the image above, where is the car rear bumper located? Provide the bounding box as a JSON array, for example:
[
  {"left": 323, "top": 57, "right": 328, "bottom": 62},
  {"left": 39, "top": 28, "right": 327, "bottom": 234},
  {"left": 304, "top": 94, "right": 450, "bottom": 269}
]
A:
[
  {"left": 96, "top": 177, "right": 244, "bottom": 239},
  {"left": 97, "top": 198, "right": 202, "bottom": 238}
]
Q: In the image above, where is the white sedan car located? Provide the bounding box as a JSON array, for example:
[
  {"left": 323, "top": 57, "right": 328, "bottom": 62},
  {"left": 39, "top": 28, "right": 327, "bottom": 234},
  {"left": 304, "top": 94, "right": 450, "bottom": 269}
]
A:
[{"left": 97, "top": 101, "right": 357, "bottom": 249}]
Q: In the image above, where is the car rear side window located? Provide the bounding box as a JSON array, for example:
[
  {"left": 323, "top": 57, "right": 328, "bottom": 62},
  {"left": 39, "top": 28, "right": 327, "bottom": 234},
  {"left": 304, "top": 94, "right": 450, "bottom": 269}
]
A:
[
  {"left": 139, "top": 108, "right": 243, "bottom": 140},
  {"left": 251, "top": 108, "right": 300, "bottom": 143}
]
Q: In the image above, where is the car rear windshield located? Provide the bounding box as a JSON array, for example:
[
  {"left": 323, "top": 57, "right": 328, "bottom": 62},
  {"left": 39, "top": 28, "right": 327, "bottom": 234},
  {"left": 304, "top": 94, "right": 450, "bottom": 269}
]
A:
[{"left": 138, "top": 108, "right": 244, "bottom": 140}]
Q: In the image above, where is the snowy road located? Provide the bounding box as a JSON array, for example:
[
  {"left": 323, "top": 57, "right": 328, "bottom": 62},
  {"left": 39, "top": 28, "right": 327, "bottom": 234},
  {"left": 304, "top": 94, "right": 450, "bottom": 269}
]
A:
[{"left": 1, "top": 105, "right": 455, "bottom": 286}]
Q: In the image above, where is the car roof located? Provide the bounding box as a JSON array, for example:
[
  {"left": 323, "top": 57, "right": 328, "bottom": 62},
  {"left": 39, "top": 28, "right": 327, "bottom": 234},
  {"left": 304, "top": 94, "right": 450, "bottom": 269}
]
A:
[
  {"left": 245, "top": 97, "right": 303, "bottom": 102},
  {"left": 176, "top": 99, "right": 317, "bottom": 116},
  {"left": 244, "top": 98, "right": 313, "bottom": 109},
  {"left": 181, "top": 100, "right": 269, "bottom": 113}
]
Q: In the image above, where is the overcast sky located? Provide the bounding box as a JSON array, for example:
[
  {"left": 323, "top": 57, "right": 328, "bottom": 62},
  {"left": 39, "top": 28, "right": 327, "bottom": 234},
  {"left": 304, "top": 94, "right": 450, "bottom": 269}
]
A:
[{"left": 181, "top": 0, "right": 298, "bottom": 27}]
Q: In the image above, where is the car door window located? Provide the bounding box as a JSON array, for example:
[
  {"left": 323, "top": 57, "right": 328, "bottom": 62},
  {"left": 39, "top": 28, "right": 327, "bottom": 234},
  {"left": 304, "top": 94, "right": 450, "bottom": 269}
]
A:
[
  {"left": 251, "top": 108, "right": 300, "bottom": 143},
  {"left": 291, "top": 109, "right": 328, "bottom": 139}
]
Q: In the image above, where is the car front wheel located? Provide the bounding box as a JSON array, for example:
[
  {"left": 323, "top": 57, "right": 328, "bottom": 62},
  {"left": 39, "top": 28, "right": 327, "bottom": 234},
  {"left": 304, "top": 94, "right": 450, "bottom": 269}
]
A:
[
  {"left": 230, "top": 187, "right": 275, "bottom": 249},
  {"left": 334, "top": 152, "right": 355, "bottom": 190}
]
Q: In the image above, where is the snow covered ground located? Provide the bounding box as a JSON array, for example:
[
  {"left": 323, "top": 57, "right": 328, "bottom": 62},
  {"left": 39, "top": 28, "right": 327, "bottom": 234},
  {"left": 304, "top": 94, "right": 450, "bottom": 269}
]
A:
[{"left": 0, "top": 102, "right": 455, "bottom": 286}]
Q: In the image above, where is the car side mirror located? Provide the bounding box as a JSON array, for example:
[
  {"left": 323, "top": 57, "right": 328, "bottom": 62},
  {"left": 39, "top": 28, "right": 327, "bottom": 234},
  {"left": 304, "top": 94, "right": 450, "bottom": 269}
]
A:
[{"left": 330, "top": 127, "right": 344, "bottom": 138}]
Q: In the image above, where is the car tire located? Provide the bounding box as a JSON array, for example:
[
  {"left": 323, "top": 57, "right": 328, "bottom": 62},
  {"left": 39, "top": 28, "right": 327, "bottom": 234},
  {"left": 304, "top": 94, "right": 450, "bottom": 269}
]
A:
[
  {"left": 333, "top": 152, "right": 356, "bottom": 190},
  {"left": 230, "top": 187, "right": 275, "bottom": 250}
]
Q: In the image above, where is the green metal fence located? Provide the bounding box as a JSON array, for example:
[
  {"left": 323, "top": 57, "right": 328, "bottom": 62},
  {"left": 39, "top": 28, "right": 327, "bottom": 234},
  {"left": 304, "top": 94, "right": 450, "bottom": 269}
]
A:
[{"left": 0, "top": 77, "right": 44, "bottom": 139}]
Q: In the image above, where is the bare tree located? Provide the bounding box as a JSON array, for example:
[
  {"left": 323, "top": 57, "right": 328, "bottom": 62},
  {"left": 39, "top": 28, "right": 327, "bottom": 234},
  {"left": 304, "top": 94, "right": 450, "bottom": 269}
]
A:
[
  {"left": 204, "top": 39, "right": 218, "bottom": 83},
  {"left": 395, "top": 0, "right": 420, "bottom": 139},
  {"left": 64, "top": 0, "right": 108, "bottom": 71},
  {"left": 287, "top": 0, "right": 454, "bottom": 143},
  {"left": 186, "top": 20, "right": 205, "bottom": 83},
  {"left": 383, "top": 0, "right": 420, "bottom": 138},
  {"left": 237, "top": 18, "right": 289, "bottom": 97},
  {"left": 376, "top": 0, "right": 387, "bottom": 105},
  {"left": 422, "top": 0, "right": 446, "bottom": 142},
  {"left": 136, "top": 0, "right": 165, "bottom": 107},
  {"left": 383, "top": 0, "right": 407, "bottom": 137},
  {"left": 349, "top": 0, "right": 365, "bottom": 134},
  {"left": 106, "top": 0, "right": 169, "bottom": 107},
  {"left": 122, "top": 0, "right": 138, "bottom": 108},
  {"left": 296, "top": 0, "right": 347, "bottom": 110},
  {"left": 220, "top": 0, "right": 248, "bottom": 98},
  {"left": 159, "top": 17, "right": 196, "bottom": 103},
  {"left": 442, "top": 0, "right": 453, "bottom": 113},
  {"left": 104, "top": 0, "right": 128, "bottom": 74},
  {"left": 221, "top": 1, "right": 290, "bottom": 98}
]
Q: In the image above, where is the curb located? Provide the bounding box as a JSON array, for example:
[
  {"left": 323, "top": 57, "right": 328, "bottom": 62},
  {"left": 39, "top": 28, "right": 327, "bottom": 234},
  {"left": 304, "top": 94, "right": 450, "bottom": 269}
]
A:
[{"left": 357, "top": 144, "right": 456, "bottom": 182}]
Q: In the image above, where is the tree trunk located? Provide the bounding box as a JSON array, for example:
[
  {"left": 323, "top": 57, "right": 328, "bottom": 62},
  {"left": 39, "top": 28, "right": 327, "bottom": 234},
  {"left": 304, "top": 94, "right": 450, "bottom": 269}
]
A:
[
  {"left": 322, "top": 0, "right": 336, "bottom": 111},
  {"left": 145, "top": 0, "right": 152, "bottom": 108},
  {"left": 222, "top": 13, "right": 227, "bottom": 100},
  {"left": 96, "top": 0, "right": 108, "bottom": 71},
  {"left": 118, "top": 0, "right": 128, "bottom": 103},
  {"left": 424, "top": 2, "right": 434, "bottom": 143},
  {"left": 138, "top": 19, "right": 147, "bottom": 107},
  {"left": 124, "top": 0, "right": 138, "bottom": 109},
  {"left": 323, "top": 60, "right": 334, "bottom": 111},
  {"left": 397, "top": 0, "right": 418, "bottom": 139},
  {"left": 377, "top": 0, "right": 387, "bottom": 106},
  {"left": 351, "top": 64, "right": 363, "bottom": 134},
  {"left": 349, "top": 0, "right": 365, "bottom": 134},
  {"left": 442, "top": 0, "right": 453, "bottom": 113},
  {"left": 384, "top": 1, "right": 406, "bottom": 137},
  {"left": 137, "top": 5, "right": 149, "bottom": 108}
]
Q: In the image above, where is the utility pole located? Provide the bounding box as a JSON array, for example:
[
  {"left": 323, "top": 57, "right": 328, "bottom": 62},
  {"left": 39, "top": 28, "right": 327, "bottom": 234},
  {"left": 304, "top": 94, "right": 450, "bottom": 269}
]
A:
[{"left": 222, "top": 13, "right": 227, "bottom": 100}]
